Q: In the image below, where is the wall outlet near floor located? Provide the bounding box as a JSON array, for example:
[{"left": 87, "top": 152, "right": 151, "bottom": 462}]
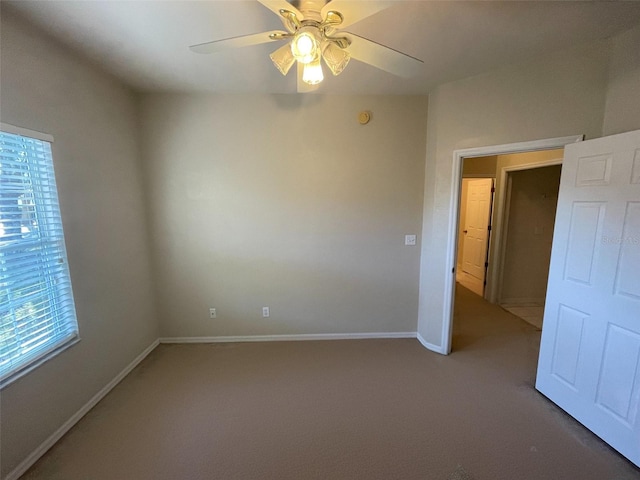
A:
[
  {"left": 405, "top": 234, "right": 417, "bottom": 246},
  {"left": 209, "top": 308, "right": 217, "bottom": 319},
  {"left": 262, "top": 306, "right": 270, "bottom": 318}
]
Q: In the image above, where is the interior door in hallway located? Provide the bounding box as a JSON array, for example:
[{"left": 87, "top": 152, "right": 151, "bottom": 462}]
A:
[
  {"left": 462, "top": 178, "right": 494, "bottom": 283},
  {"left": 536, "top": 129, "right": 640, "bottom": 467}
]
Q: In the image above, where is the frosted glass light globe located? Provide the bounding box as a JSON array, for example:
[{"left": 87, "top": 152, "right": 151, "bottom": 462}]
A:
[
  {"left": 291, "top": 29, "right": 319, "bottom": 65},
  {"left": 303, "top": 57, "right": 324, "bottom": 85}
]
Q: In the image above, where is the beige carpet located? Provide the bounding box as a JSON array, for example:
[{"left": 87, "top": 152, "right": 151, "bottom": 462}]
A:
[{"left": 21, "top": 286, "right": 639, "bottom": 479}]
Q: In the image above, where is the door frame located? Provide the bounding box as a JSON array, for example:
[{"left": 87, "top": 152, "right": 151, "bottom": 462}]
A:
[
  {"left": 495, "top": 159, "right": 563, "bottom": 304},
  {"left": 441, "top": 135, "right": 583, "bottom": 354}
]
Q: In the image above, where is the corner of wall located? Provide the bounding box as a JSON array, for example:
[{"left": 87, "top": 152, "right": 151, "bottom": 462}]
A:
[{"left": 602, "top": 24, "right": 640, "bottom": 136}]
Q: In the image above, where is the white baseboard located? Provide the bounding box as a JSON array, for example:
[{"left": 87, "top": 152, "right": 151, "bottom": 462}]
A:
[
  {"left": 5, "top": 339, "right": 160, "bottom": 480},
  {"left": 417, "top": 333, "right": 448, "bottom": 355},
  {"left": 160, "top": 332, "right": 417, "bottom": 344}
]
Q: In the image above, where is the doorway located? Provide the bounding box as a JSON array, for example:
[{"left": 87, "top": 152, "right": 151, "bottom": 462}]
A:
[
  {"left": 498, "top": 164, "right": 562, "bottom": 329},
  {"left": 441, "top": 135, "right": 583, "bottom": 355},
  {"left": 454, "top": 151, "right": 563, "bottom": 327},
  {"left": 456, "top": 178, "right": 494, "bottom": 296}
]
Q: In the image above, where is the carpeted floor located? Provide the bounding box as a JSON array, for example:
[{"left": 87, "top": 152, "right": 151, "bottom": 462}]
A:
[{"left": 21, "top": 286, "right": 640, "bottom": 479}]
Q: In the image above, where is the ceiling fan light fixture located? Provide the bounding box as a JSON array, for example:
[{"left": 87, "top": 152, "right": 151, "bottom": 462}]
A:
[
  {"left": 322, "top": 41, "right": 350, "bottom": 76},
  {"left": 270, "top": 43, "right": 296, "bottom": 76},
  {"left": 291, "top": 27, "right": 320, "bottom": 64},
  {"left": 190, "top": 2, "right": 424, "bottom": 92},
  {"left": 302, "top": 55, "right": 324, "bottom": 85}
]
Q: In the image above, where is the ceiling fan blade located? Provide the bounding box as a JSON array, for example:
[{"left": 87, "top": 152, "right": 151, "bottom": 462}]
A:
[
  {"left": 257, "top": 0, "right": 303, "bottom": 19},
  {"left": 321, "top": 1, "right": 395, "bottom": 29},
  {"left": 189, "top": 31, "right": 289, "bottom": 54},
  {"left": 297, "top": 62, "right": 319, "bottom": 93},
  {"left": 346, "top": 32, "right": 424, "bottom": 77}
]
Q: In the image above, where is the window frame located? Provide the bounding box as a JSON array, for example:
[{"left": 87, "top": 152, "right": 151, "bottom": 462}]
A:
[{"left": 0, "top": 123, "right": 80, "bottom": 389}]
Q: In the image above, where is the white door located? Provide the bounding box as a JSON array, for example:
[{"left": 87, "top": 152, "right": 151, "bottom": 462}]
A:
[
  {"left": 462, "top": 178, "right": 494, "bottom": 281},
  {"left": 536, "top": 130, "right": 640, "bottom": 467}
]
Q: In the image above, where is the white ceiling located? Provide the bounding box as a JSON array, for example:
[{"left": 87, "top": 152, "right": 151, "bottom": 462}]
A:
[{"left": 4, "top": 0, "right": 640, "bottom": 95}]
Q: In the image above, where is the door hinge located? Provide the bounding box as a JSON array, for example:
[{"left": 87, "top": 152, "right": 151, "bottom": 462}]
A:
[
  {"left": 491, "top": 187, "right": 495, "bottom": 193},
  {"left": 452, "top": 267, "right": 455, "bottom": 274},
  {"left": 485, "top": 262, "right": 489, "bottom": 268},
  {"left": 488, "top": 225, "right": 492, "bottom": 231}
]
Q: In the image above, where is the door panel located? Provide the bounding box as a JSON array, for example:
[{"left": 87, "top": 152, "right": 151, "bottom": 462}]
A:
[
  {"left": 615, "top": 202, "right": 640, "bottom": 298},
  {"left": 550, "top": 304, "right": 586, "bottom": 389},
  {"left": 536, "top": 130, "right": 640, "bottom": 467},
  {"left": 595, "top": 324, "right": 640, "bottom": 426},
  {"left": 563, "top": 202, "right": 605, "bottom": 285}
]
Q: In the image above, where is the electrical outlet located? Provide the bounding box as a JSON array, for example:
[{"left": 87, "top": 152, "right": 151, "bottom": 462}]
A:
[
  {"left": 262, "top": 306, "right": 270, "bottom": 318},
  {"left": 209, "top": 308, "right": 217, "bottom": 319}
]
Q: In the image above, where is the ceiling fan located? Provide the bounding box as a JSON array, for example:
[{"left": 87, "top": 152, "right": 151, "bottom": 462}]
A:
[{"left": 189, "top": 0, "right": 424, "bottom": 92}]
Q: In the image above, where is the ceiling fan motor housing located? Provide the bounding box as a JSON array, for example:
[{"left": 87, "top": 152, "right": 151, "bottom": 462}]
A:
[{"left": 290, "top": 0, "right": 330, "bottom": 22}]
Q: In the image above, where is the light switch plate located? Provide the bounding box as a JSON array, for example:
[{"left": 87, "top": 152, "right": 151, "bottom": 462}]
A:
[{"left": 405, "top": 235, "right": 417, "bottom": 246}]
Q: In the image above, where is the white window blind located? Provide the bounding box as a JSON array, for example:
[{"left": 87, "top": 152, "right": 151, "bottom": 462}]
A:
[{"left": 0, "top": 129, "right": 78, "bottom": 386}]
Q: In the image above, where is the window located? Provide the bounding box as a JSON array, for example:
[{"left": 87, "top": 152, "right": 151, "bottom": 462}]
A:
[{"left": 0, "top": 125, "right": 78, "bottom": 387}]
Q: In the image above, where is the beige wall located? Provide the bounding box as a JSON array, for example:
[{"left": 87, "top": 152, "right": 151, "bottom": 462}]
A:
[
  {"left": 462, "top": 156, "right": 497, "bottom": 177},
  {"left": 603, "top": 24, "right": 640, "bottom": 136},
  {"left": 499, "top": 164, "right": 562, "bottom": 303},
  {"left": 494, "top": 150, "right": 563, "bottom": 197},
  {"left": 140, "top": 94, "right": 428, "bottom": 337},
  {"left": 418, "top": 41, "right": 611, "bottom": 350},
  {"left": 0, "top": 11, "right": 158, "bottom": 478}
]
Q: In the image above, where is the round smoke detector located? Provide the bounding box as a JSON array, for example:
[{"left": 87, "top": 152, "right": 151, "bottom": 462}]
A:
[{"left": 358, "top": 111, "right": 371, "bottom": 125}]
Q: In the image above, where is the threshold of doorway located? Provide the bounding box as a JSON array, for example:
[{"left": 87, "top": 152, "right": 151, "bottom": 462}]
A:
[{"left": 500, "top": 302, "right": 544, "bottom": 329}]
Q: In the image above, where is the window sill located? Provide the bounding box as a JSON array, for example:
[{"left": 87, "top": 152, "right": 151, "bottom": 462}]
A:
[{"left": 0, "top": 337, "right": 81, "bottom": 390}]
